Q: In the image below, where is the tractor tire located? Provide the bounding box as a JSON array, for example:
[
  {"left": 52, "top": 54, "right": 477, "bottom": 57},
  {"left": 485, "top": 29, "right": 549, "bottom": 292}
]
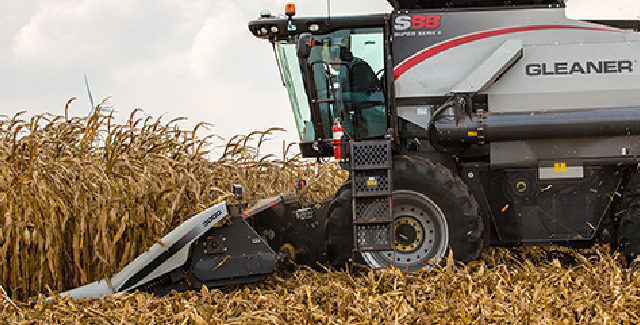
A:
[
  {"left": 618, "top": 176, "right": 640, "bottom": 264},
  {"left": 324, "top": 182, "right": 356, "bottom": 269},
  {"left": 361, "top": 155, "right": 484, "bottom": 270}
]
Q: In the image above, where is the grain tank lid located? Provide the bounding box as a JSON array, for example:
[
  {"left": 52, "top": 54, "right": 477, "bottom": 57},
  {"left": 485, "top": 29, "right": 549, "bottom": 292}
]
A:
[{"left": 387, "top": 0, "right": 564, "bottom": 10}]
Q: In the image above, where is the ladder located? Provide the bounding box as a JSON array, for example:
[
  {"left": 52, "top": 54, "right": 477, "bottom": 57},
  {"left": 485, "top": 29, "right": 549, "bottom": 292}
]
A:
[{"left": 350, "top": 140, "right": 395, "bottom": 254}]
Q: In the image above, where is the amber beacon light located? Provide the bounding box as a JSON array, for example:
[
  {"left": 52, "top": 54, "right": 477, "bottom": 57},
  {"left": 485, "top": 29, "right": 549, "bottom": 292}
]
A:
[{"left": 285, "top": 3, "right": 296, "bottom": 18}]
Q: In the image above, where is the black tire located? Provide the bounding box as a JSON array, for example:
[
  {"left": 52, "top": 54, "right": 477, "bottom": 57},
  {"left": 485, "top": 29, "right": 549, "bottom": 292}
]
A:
[
  {"left": 324, "top": 182, "right": 355, "bottom": 269},
  {"left": 364, "top": 155, "right": 483, "bottom": 266},
  {"left": 396, "top": 155, "right": 483, "bottom": 262},
  {"left": 325, "top": 155, "right": 484, "bottom": 270},
  {"left": 618, "top": 176, "right": 640, "bottom": 264}
]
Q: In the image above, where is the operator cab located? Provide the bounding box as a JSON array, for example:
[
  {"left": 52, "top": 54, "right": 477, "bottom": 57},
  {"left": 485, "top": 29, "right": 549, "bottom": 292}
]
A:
[
  {"left": 297, "top": 29, "right": 387, "bottom": 139},
  {"left": 249, "top": 11, "right": 390, "bottom": 157},
  {"left": 248, "top": 1, "right": 570, "bottom": 158}
]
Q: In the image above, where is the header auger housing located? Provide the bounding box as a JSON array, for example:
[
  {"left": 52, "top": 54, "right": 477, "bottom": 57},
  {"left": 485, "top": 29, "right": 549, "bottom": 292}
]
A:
[{"left": 59, "top": 1, "right": 640, "bottom": 300}]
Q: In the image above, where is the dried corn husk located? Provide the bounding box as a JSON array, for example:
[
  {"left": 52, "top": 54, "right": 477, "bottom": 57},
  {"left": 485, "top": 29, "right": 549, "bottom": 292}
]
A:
[
  {"left": 2, "top": 246, "right": 640, "bottom": 324},
  {"left": 0, "top": 105, "right": 346, "bottom": 300}
]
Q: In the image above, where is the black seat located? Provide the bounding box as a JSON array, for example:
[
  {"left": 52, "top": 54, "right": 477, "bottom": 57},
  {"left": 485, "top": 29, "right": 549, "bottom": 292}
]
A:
[{"left": 339, "top": 47, "right": 379, "bottom": 94}]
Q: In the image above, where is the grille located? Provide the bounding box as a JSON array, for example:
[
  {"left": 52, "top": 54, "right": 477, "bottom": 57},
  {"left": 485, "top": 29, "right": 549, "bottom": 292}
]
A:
[
  {"left": 353, "top": 170, "right": 391, "bottom": 195},
  {"left": 351, "top": 141, "right": 391, "bottom": 169},
  {"left": 356, "top": 224, "right": 393, "bottom": 251},
  {"left": 354, "top": 197, "right": 392, "bottom": 222}
]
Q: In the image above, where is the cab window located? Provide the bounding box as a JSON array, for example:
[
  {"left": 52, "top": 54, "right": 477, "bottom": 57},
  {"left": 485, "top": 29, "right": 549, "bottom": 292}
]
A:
[{"left": 308, "top": 28, "right": 387, "bottom": 139}]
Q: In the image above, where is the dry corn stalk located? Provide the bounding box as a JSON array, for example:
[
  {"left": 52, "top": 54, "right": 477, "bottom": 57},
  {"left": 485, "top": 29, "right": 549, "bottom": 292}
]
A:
[
  {"left": 2, "top": 246, "right": 639, "bottom": 324},
  {"left": 0, "top": 105, "right": 346, "bottom": 300}
]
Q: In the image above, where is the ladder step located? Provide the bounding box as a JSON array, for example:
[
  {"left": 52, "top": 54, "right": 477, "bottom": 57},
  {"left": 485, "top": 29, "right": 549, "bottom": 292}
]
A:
[
  {"left": 355, "top": 224, "right": 393, "bottom": 251},
  {"left": 350, "top": 165, "right": 391, "bottom": 171},
  {"left": 352, "top": 170, "right": 392, "bottom": 196},
  {"left": 354, "top": 220, "right": 393, "bottom": 225},
  {"left": 353, "top": 197, "right": 392, "bottom": 221},
  {"left": 350, "top": 140, "right": 395, "bottom": 252},
  {"left": 350, "top": 140, "right": 391, "bottom": 169},
  {"left": 353, "top": 192, "right": 392, "bottom": 198}
]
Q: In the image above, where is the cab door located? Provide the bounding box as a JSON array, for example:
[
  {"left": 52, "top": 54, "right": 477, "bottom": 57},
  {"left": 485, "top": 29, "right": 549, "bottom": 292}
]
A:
[{"left": 302, "top": 27, "right": 388, "bottom": 141}]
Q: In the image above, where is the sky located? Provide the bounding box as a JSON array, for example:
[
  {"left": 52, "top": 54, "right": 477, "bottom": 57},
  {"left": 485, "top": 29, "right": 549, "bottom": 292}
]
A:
[{"left": 1, "top": 0, "right": 639, "bottom": 156}]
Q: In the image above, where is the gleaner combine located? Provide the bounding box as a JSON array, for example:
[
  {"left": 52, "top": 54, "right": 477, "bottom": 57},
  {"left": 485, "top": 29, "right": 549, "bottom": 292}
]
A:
[{"left": 62, "top": 0, "right": 640, "bottom": 298}]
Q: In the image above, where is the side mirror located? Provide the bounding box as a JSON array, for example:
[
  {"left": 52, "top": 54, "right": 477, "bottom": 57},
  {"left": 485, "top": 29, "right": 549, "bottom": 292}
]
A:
[{"left": 297, "top": 33, "right": 313, "bottom": 59}]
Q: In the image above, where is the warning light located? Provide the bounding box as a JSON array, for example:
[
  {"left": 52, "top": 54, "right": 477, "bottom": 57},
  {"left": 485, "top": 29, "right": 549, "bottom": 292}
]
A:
[{"left": 285, "top": 3, "right": 296, "bottom": 18}]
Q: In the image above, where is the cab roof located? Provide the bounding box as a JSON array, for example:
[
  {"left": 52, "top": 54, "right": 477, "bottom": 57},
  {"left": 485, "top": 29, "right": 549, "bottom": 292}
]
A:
[{"left": 387, "top": 0, "right": 563, "bottom": 10}]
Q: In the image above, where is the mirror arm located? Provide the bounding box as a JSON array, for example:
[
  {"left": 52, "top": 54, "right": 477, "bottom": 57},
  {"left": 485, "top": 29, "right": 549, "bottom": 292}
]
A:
[{"left": 271, "top": 41, "right": 286, "bottom": 87}]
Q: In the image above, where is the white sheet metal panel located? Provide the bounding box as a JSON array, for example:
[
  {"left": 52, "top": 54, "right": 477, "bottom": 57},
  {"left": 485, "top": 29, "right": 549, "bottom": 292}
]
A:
[
  {"left": 397, "top": 105, "right": 434, "bottom": 126},
  {"left": 539, "top": 164, "right": 584, "bottom": 179},
  {"left": 393, "top": 7, "right": 640, "bottom": 113},
  {"left": 487, "top": 41, "right": 640, "bottom": 112},
  {"left": 451, "top": 39, "right": 523, "bottom": 94},
  {"left": 60, "top": 202, "right": 229, "bottom": 299}
]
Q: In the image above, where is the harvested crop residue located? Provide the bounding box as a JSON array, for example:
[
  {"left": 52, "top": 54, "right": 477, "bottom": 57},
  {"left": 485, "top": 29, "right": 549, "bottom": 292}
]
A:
[{"left": 2, "top": 246, "right": 639, "bottom": 324}]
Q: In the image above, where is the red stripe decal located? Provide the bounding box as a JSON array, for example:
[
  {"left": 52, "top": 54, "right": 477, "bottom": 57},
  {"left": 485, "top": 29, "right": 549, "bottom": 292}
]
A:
[{"left": 393, "top": 25, "right": 619, "bottom": 80}]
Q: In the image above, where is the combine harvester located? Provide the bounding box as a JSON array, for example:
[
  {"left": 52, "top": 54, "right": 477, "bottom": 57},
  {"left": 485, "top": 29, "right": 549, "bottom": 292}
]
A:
[{"left": 63, "top": 0, "right": 640, "bottom": 298}]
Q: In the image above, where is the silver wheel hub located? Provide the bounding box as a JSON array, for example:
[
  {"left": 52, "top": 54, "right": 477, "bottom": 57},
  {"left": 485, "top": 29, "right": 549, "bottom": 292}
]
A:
[{"left": 361, "top": 190, "right": 449, "bottom": 271}]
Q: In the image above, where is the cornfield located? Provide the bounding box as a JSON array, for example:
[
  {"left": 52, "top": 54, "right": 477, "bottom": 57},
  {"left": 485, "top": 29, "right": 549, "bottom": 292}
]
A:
[
  {"left": 1, "top": 106, "right": 640, "bottom": 324},
  {"left": 0, "top": 103, "right": 346, "bottom": 300}
]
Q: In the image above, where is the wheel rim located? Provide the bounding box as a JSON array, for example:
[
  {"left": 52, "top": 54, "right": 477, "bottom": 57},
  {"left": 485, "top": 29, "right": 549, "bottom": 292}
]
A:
[{"left": 361, "top": 190, "right": 449, "bottom": 271}]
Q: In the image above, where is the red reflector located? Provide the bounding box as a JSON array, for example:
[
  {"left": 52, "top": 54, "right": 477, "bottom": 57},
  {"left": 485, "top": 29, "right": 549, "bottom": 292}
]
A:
[{"left": 501, "top": 204, "right": 509, "bottom": 213}]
